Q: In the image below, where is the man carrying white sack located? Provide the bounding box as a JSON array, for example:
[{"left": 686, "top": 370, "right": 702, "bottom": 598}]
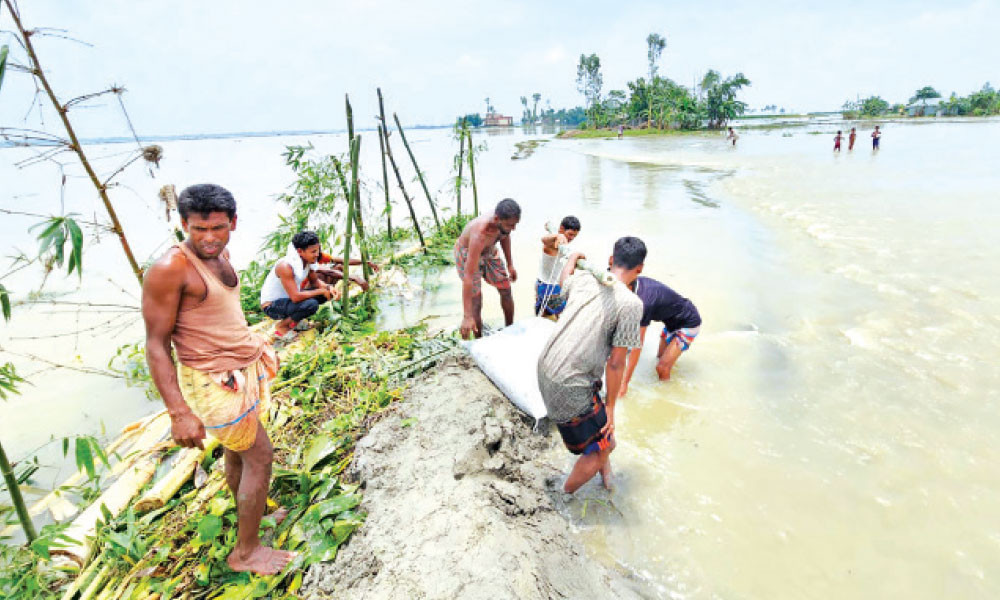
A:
[{"left": 536, "top": 236, "right": 645, "bottom": 493}]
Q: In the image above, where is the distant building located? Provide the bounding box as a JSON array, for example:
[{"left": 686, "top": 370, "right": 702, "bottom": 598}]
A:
[
  {"left": 906, "top": 98, "right": 944, "bottom": 117},
  {"left": 483, "top": 111, "right": 513, "bottom": 127}
]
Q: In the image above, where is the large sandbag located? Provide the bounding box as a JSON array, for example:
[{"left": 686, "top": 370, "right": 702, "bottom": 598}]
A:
[{"left": 463, "top": 317, "right": 555, "bottom": 421}]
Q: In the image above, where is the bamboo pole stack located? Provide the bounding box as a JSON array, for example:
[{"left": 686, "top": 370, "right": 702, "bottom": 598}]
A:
[{"left": 393, "top": 113, "right": 440, "bottom": 228}]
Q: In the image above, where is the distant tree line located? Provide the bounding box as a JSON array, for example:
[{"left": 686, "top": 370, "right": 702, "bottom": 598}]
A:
[
  {"left": 842, "top": 83, "right": 1000, "bottom": 118},
  {"left": 572, "top": 33, "right": 751, "bottom": 130}
]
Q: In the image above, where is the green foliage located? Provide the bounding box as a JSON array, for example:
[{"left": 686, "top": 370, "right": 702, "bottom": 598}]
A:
[
  {"left": 396, "top": 213, "right": 472, "bottom": 268},
  {"left": 30, "top": 215, "right": 85, "bottom": 279},
  {"left": 0, "top": 283, "right": 10, "bottom": 321},
  {"left": 108, "top": 342, "right": 159, "bottom": 400},
  {"left": 701, "top": 70, "right": 751, "bottom": 129},
  {"left": 0, "top": 522, "right": 74, "bottom": 599},
  {"left": 576, "top": 53, "right": 604, "bottom": 124},
  {"left": 910, "top": 85, "right": 941, "bottom": 103},
  {"left": 0, "top": 44, "right": 8, "bottom": 94},
  {"left": 842, "top": 96, "right": 890, "bottom": 118},
  {"left": 457, "top": 112, "right": 483, "bottom": 127},
  {"left": 265, "top": 145, "right": 343, "bottom": 257},
  {"left": 646, "top": 33, "right": 666, "bottom": 81},
  {"left": 0, "top": 362, "right": 23, "bottom": 401}
]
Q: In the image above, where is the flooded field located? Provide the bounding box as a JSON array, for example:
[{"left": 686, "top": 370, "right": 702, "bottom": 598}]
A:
[{"left": 2, "top": 118, "right": 998, "bottom": 598}]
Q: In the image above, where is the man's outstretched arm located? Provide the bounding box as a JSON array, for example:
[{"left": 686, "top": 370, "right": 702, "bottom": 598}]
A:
[
  {"left": 142, "top": 254, "right": 205, "bottom": 449},
  {"left": 620, "top": 326, "right": 647, "bottom": 396}
]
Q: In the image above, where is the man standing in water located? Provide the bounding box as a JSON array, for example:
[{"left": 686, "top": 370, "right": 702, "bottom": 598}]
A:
[
  {"left": 535, "top": 216, "right": 581, "bottom": 317},
  {"left": 848, "top": 127, "right": 858, "bottom": 151},
  {"left": 619, "top": 275, "right": 702, "bottom": 396},
  {"left": 834, "top": 130, "right": 844, "bottom": 152},
  {"left": 537, "top": 237, "right": 645, "bottom": 493},
  {"left": 872, "top": 125, "right": 882, "bottom": 150},
  {"left": 727, "top": 127, "right": 739, "bottom": 146},
  {"left": 143, "top": 184, "right": 295, "bottom": 575},
  {"left": 455, "top": 198, "right": 521, "bottom": 338}
]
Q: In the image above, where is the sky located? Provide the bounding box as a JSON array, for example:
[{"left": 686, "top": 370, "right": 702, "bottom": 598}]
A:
[{"left": 1, "top": 0, "right": 998, "bottom": 137}]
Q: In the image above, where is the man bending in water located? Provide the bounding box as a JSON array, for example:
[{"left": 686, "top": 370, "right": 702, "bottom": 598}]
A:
[
  {"left": 535, "top": 216, "right": 581, "bottom": 317},
  {"left": 537, "top": 237, "right": 645, "bottom": 493},
  {"left": 455, "top": 198, "right": 521, "bottom": 338},
  {"left": 620, "top": 275, "right": 702, "bottom": 396},
  {"left": 143, "top": 184, "right": 295, "bottom": 575}
]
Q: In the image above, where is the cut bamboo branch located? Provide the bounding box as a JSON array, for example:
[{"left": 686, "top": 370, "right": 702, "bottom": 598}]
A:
[
  {"left": 343, "top": 96, "right": 371, "bottom": 282},
  {"left": 134, "top": 439, "right": 219, "bottom": 513},
  {"left": 54, "top": 452, "right": 159, "bottom": 566},
  {"left": 4, "top": 0, "right": 143, "bottom": 283},
  {"left": 377, "top": 126, "right": 393, "bottom": 242},
  {"left": 456, "top": 120, "right": 466, "bottom": 216},
  {"left": 0, "top": 413, "right": 158, "bottom": 538},
  {"left": 0, "top": 439, "right": 37, "bottom": 541},
  {"left": 467, "top": 130, "right": 479, "bottom": 216},
  {"left": 393, "top": 113, "right": 440, "bottom": 228},
  {"left": 381, "top": 123, "right": 426, "bottom": 253},
  {"left": 341, "top": 136, "right": 359, "bottom": 319}
]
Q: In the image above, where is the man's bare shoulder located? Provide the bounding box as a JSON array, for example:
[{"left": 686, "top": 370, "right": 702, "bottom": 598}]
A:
[{"left": 144, "top": 246, "right": 189, "bottom": 290}]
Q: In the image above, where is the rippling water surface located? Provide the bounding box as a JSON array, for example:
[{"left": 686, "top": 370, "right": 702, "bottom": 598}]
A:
[{"left": 2, "top": 119, "right": 998, "bottom": 597}]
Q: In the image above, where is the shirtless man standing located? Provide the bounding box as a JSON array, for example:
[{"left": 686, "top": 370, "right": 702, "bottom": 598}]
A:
[
  {"left": 142, "top": 184, "right": 295, "bottom": 575},
  {"left": 454, "top": 198, "right": 521, "bottom": 338}
]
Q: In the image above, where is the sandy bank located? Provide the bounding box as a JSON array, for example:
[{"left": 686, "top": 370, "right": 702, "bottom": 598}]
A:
[{"left": 301, "top": 354, "right": 650, "bottom": 599}]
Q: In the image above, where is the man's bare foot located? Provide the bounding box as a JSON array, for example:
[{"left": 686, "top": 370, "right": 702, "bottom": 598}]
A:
[{"left": 227, "top": 545, "right": 298, "bottom": 575}]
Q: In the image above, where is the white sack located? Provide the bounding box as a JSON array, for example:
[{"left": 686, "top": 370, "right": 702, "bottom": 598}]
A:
[{"left": 463, "top": 317, "right": 555, "bottom": 420}]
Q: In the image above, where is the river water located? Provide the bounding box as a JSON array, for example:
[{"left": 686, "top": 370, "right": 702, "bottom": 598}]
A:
[{"left": 2, "top": 118, "right": 998, "bottom": 598}]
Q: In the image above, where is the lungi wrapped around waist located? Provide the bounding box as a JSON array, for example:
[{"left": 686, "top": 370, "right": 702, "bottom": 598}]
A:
[{"left": 177, "top": 346, "right": 278, "bottom": 452}]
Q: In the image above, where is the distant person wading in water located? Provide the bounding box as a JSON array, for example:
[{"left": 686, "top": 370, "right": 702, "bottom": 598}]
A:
[
  {"left": 872, "top": 125, "right": 882, "bottom": 150},
  {"left": 455, "top": 198, "right": 522, "bottom": 338},
  {"left": 849, "top": 127, "right": 858, "bottom": 150},
  {"left": 142, "top": 184, "right": 295, "bottom": 575},
  {"left": 834, "top": 130, "right": 843, "bottom": 152},
  {"left": 727, "top": 127, "right": 739, "bottom": 146}
]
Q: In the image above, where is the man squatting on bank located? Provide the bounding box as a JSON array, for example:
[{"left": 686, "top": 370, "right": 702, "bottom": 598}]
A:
[
  {"left": 142, "top": 184, "right": 295, "bottom": 575},
  {"left": 537, "top": 236, "right": 646, "bottom": 493},
  {"left": 259, "top": 230, "right": 341, "bottom": 342},
  {"left": 455, "top": 198, "right": 522, "bottom": 338}
]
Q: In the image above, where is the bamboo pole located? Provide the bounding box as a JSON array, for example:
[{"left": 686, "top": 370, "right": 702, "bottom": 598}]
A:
[
  {"left": 0, "top": 439, "right": 37, "bottom": 541},
  {"left": 54, "top": 453, "right": 159, "bottom": 566},
  {"left": 5, "top": 0, "right": 143, "bottom": 283},
  {"left": 456, "top": 119, "right": 466, "bottom": 216},
  {"left": 393, "top": 113, "right": 440, "bottom": 228},
  {"left": 341, "top": 136, "right": 359, "bottom": 319},
  {"left": 467, "top": 130, "right": 479, "bottom": 217},
  {"left": 377, "top": 126, "right": 393, "bottom": 242},
  {"left": 345, "top": 97, "right": 372, "bottom": 283},
  {"left": 134, "top": 440, "right": 218, "bottom": 513},
  {"left": 381, "top": 123, "right": 426, "bottom": 252}
]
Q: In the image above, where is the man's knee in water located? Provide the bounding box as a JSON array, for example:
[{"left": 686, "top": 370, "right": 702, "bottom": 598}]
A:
[{"left": 498, "top": 288, "right": 513, "bottom": 300}]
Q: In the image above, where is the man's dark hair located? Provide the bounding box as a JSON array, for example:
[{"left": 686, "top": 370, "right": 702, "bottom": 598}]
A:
[
  {"left": 292, "top": 230, "right": 320, "bottom": 250},
  {"left": 612, "top": 236, "right": 647, "bottom": 269},
  {"left": 178, "top": 184, "right": 236, "bottom": 220},
  {"left": 560, "top": 216, "right": 581, "bottom": 232},
  {"left": 494, "top": 198, "right": 521, "bottom": 220}
]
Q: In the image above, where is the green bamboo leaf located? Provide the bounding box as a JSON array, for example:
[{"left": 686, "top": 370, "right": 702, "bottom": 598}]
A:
[
  {"left": 0, "top": 45, "right": 8, "bottom": 94},
  {"left": 196, "top": 514, "right": 223, "bottom": 542},
  {"left": 62, "top": 437, "right": 69, "bottom": 457},
  {"left": 66, "top": 217, "right": 84, "bottom": 277},
  {"left": 75, "top": 437, "right": 95, "bottom": 479},
  {"left": 0, "top": 283, "right": 10, "bottom": 321}
]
